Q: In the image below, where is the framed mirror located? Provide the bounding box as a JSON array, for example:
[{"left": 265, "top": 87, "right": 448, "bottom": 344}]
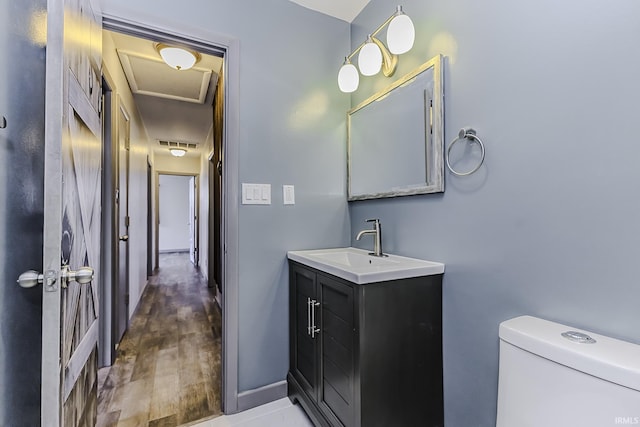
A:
[{"left": 348, "top": 54, "right": 444, "bottom": 201}]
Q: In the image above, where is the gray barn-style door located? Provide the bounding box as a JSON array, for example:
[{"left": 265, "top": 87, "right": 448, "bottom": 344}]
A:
[{"left": 41, "top": 0, "right": 103, "bottom": 425}]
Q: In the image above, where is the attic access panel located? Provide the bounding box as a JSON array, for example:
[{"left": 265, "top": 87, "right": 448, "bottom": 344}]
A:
[{"left": 117, "top": 49, "right": 212, "bottom": 104}]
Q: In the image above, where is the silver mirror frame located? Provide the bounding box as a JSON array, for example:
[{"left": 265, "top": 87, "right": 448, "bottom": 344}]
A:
[{"left": 347, "top": 54, "right": 444, "bottom": 201}]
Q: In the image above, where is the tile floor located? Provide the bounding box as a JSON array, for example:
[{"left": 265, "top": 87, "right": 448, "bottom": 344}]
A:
[{"left": 190, "top": 398, "right": 313, "bottom": 427}]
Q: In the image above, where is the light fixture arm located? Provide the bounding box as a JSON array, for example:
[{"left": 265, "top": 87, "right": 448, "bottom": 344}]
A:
[
  {"left": 344, "top": 10, "right": 398, "bottom": 63},
  {"left": 370, "top": 36, "right": 397, "bottom": 77}
]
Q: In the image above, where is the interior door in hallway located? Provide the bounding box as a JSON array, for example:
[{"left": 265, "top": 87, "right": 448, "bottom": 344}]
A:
[
  {"left": 116, "top": 103, "right": 130, "bottom": 342},
  {"left": 42, "top": 0, "right": 103, "bottom": 425},
  {"left": 211, "top": 67, "right": 224, "bottom": 292},
  {"left": 189, "top": 175, "right": 198, "bottom": 266}
]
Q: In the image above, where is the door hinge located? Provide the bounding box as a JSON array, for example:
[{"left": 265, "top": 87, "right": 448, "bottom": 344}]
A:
[{"left": 125, "top": 216, "right": 130, "bottom": 227}]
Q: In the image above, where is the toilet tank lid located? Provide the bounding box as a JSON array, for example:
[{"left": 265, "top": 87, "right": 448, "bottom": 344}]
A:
[{"left": 499, "top": 316, "right": 640, "bottom": 392}]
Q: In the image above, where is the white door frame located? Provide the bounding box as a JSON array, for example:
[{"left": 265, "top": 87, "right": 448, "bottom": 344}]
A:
[
  {"left": 102, "top": 15, "right": 241, "bottom": 413},
  {"left": 155, "top": 172, "right": 199, "bottom": 262}
]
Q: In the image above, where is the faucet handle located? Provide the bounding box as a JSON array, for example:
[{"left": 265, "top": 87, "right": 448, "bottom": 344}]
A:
[{"left": 366, "top": 218, "right": 379, "bottom": 223}]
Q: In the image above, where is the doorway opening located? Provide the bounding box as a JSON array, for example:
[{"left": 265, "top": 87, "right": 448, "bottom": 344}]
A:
[
  {"left": 157, "top": 173, "right": 199, "bottom": 267},
  {"left": 98, "top": 15, "right": 240, "bottom": 421}
]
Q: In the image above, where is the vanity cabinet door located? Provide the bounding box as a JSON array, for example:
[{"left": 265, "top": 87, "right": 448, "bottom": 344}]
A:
[
  {"left": 318, "top": 274, "right": 356, "bottom": 427},
  {"left": 290, "top": 265, "right": 320, "bottom": 400}
]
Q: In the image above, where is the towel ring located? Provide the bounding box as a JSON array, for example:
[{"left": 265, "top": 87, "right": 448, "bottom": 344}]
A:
[{"left": 446, "top": 128, "right": 486, "bottom": 176}]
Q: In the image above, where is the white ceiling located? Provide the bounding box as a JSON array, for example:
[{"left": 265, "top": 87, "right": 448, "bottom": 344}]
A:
[
  {"left": 107, "top": 30, "right": 224, "bottom": 158},
  {"left": 288, "top": 0, "right": 371, "bottom": 22}
]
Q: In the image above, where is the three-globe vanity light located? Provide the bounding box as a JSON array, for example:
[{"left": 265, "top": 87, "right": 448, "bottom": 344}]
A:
[{"left": 337, "top": 5, "right": 415, "bottom": 93}]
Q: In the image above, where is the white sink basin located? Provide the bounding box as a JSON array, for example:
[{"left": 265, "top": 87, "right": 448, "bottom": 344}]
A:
[{"left": 287, "top": 247, "right": 444, "bottom": 284}]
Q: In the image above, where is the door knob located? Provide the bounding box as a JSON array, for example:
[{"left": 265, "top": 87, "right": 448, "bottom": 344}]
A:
[
  {"left": 17, "top": 269, "right": 58, "bottom": 291},
  {"left": 61, "top": 266, "right": 94, "bottom": 287},
  {"left": 119, "top": 235, "right": 129, "bottom": 241},
  {"left": 17, "top": 267, "right": 92, "bottom": 290},
  {"left": 17, "top": 270, "right": 44, "bottom": 288}
]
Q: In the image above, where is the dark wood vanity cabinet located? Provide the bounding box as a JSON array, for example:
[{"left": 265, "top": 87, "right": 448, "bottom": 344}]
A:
[{"left": 288, "top": 261, "right": 444, "bottom": 427}]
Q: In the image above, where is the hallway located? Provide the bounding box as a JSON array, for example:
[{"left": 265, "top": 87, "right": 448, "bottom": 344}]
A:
[{"left": 97, "top": 253, "right": 222, "bottom": 427}]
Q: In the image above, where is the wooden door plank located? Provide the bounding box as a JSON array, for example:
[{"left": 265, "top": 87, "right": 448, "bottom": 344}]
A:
[{"left": 64, "top": 318, "right": 99, "bottom": 400}]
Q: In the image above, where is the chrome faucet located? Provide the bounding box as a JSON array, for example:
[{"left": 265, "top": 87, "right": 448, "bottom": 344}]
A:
[{"left": 356, "top": 218, "right": 385, "bottom": 257}]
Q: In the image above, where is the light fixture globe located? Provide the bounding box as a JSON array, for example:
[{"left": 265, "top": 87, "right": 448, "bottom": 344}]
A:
[
  {"left": 156, "top": 43, "right": 201, "bottom": 71},
  {"left": 338, "top": 58, "right": 359, "bottom": 93},
  {"left": 358, "top": 36, "right": 383, "bottom": 76},
  {"left": 387, "top": 7, "right": 415, "bottom": 54},
  {"left": 170, "top": 148, "right": 187, "bottom": 157}
]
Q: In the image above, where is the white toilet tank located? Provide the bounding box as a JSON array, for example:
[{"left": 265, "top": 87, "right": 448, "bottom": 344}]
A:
[{"left": 496, "top": 315, "right": 640, "bottom": 427}]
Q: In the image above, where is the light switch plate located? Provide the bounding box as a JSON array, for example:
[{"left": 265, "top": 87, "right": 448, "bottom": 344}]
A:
[
  {"left": 242, "top": 183, "right": 271, "bottom": 205},
  {"left": 283, "top": 185, "right": 295, "bottom": 205}
]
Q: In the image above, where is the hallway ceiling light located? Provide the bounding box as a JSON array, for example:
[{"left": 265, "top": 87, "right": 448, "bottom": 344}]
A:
[
  {"left": 155, "top": 43, "right": 201, "bottom": 71},
  {"left": 170, "top": 148, "right": 187, "bottom": 157},
  {"left": 337, "top": 5, "right": 415, "bottom": 93}
]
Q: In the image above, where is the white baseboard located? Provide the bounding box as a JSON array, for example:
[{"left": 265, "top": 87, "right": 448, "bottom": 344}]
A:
[{"left": 237, "top": 380, "right": 287, "bottom": 412}]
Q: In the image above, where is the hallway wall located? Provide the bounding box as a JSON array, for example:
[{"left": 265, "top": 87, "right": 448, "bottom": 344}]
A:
[
  {"left": 100, "top": 0, "right": 351, "bottom": 403},
  {"left": 103, "top": 32, "right": 152, "bottom": 317},
  {"left": 0, "top": 0, "right": 46, "bottom": 423},
  {"left": 154, "top": 152, "right": 201, "bottom": 174}
]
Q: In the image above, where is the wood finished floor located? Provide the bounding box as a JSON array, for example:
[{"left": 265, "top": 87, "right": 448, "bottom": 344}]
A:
[{"left": 97, "top": 253, "right": 222, "bottom": 427}]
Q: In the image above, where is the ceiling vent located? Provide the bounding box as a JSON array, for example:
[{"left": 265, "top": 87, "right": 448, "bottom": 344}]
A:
[{"left": 158, "top": 140, "right": 198, "bottom": 150}]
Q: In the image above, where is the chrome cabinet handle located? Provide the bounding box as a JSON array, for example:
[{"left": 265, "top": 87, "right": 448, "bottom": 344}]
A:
[
  {"left": 307, "top": 297, "right": 312, "bottom": 336},
  {"left": 311, "top": 300, "right": 320, "bottom": 339}
]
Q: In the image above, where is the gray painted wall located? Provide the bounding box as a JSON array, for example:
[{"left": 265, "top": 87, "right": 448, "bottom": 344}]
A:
[
  {"left": 350, "top": 1, "right": 640, "bottom": 426},
  {"left": 103, "top": 31, "right": 152, "bottom": 319},
  {"left": 99, "top": 0, "right": 351, "bottom": 393},
  {"left": 0, "top": 0, "right": 46, "bottom": 423}
]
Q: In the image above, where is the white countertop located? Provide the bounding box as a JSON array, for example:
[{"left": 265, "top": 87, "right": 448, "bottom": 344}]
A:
[{"left": 287, "top": 247, "right": 444, "bottom": 284}]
